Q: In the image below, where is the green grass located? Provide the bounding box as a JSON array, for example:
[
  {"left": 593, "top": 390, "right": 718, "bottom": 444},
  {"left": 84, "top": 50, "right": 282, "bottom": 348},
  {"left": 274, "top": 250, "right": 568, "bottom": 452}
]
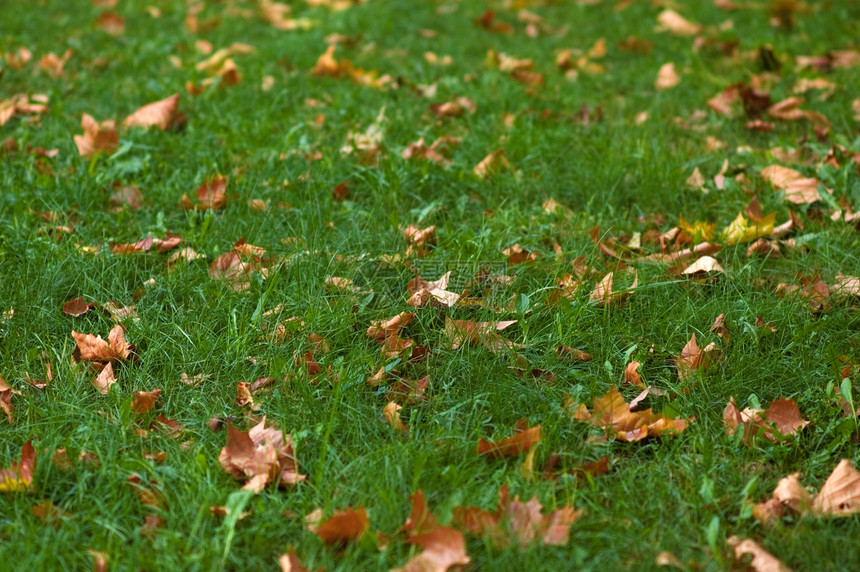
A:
[{"left": 2, "top": 0, "right": 860, "bottom": 569}]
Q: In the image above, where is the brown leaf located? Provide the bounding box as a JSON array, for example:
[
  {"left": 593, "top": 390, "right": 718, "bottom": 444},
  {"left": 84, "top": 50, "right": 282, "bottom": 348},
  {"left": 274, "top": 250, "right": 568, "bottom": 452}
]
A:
[
  {"left": 401, "top": 490, "right": 440, "bottom": 535},
  {"left": 761, "top": 165, "right": 830, "bottom": 205},
  {"left": 728, "top": 537, "right": 793, "bottom": 572},
  {"left": 218, "top": 419, "right": 306, "bottom": 492},
  {"left": 132, "top": 389, "right": 162, "bottom": 413},
  {"left": 407, "top": 272, "right": 460, "bottom": 307},
  {"left": 655, "top": 63, "right": 681, "bottom": 91},
  {"left": 95, "top": 12, "right": 124, "bottom": 35},
  {"left": 72, "top": 324, "right": 134, "bottom": 363},
  {"left": 31, "top": 500, "right": 71, "bottom": 528},
  {"left": 589, "top": 271, "right": 637, "bottom": 307},
  {"left": 311, "top": 507, "right": 369, "bottom": 545},
  {"left": 571, "top": 386, "right": 692, "bottom": 442},
  {"left": 452, "top": 485, "right": 580, "bottom": 548},
  {"left": 63, "top": 297, "right": 95, "bottom": 316},
  {"left": 123, "top": 94, "right": 181, "bottom": 130},
  {"left": 477, "top": 423, "right": 541, "bottom": 458},
  {"left": 367, "top": 312, "right": 415, "bottom": 341},
  {"left": 656, "top": 9, "right": 702, "bottom": 36},
  {"left": 74, "top": 114, "right": 119, "bottom": 157},
  {"left": 624, "top": 361, "right": 643, "bottom": 387},
  {"left": 394, "top": 528, "right": 471, "bottom": 572},
  {"left": 682, "top": 256, "right": 724, "bottom": 276},
  {"left": 674, "top": 333, "right": 720, "bottom": 380},
  {"left": 0, "top": 440, "right": 36, "bottom": 492},
  {"left": 444, "top": 317, "right": 518, "bottom": 352},
  {"left": 813, "top": 459, "right": 860, "bottom": 516},
  {"left": 724, "top": 397, "right": 809, "bottom": 445},
  {"left": 384, "top": 401, "right": 407, "bottom": 432},
  {"left": 473, "top": 150, "right": 511, "bottom": 178},
  {"left": 278, "top": 548, "right": 310, "bottom": 572},
  {"left": 93, "top": 362, "right": 117, "bottom": 395}
]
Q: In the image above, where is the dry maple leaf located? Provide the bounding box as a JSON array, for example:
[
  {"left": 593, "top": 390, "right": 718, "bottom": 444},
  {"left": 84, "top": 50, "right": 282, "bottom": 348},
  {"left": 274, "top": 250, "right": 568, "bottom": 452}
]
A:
[
  {"left": 384, "top": 401, "right": 407, "bottom": 432},
  {"left": 72, "top": 324, "right": 134, "bottom": 363},
  {"left": 367, "top": 312, "right": 415, "bottom": 342},
  {"left": 444, "top": 317, "right": 517, "bottom": 352},
  {"left": 0, "top": 440, "right": 36, "bottom": 492},
  {"left": 453, "top": 485, "right": 580, "bottom": 548},
  {"left": 589, "top": 271, "right": 637, "bottom": 307},
  {"left": 655, "top": 63, "right": 681, "bottom": 91},
  {"left": 477, "top": 421, "right": 541, "bottom": 458},
  {"left": 123, "top": 94, "right": 181, "bottom": 130},
  {"left": 571, "top": 386, "right": 692, "bottom": 442},
  {"left": 93, "top": 362, "right": 117, "bottom": 395},
  {"left": 278, "top": 548, "right": 310, "bottom": 572},
  {"left": 95, "top": 11, "right": 125, "bottom": 35},
  {"left": 728, "top": 537, "right": 793, "bottom": 572},
  {"left": 180, "top": 176, "right": 228, "bottom": 211},
  {"left": 218, "top": 419, "right": 306, "bottom": 492},
  {"left": 754, "top": 459, "right": 860, "bottom": 525},
  {"left": 407, "top": 272, "right": 460, "bottom": 308},
  {"left": 624, "top": 361, "right": 643, "bottom": 387},
  {"left": 0, "top": 94, "right": 48, "bottom": 126},
  {"left": 656, "top": 9, "right": 702, "bottom": 36},
  {"left": 674, "top": 333, "right": 720, "bottom": 381},
  {"left": 724, "top": 397, "right": 809, "bottom": 445},
  {"left": 74, "top": 114, "right": 119, "bottom": 157},
  {"left": 761, "top": 165, "right": 831, "bottom": 205},
  {"left": 132, "top": 389, "right": 162, "bottom": 414},
  {"left": 473, "top": 149, "right": 511, "bottom": 178},
  {"left": 395, "top": 528, "right": 471, "bottom": 572},
  {"left": 682, "top": 256, "right": 724, "bottom": 277},
  {"left": 63, "top": 297, "right": 95, "bottom": 317},
  {"left": 310, "top": 507, "right": 369, "bottom": 545}
]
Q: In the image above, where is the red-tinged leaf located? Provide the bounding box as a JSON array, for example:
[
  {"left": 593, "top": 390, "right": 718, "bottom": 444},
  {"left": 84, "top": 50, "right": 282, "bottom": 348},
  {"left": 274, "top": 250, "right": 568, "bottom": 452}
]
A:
[
  {"left": 0, "top": 440, "right": 36, "bottom": 492},
  {"left": 123, "top": 94, "right": 180, "bottom": 130},
  {"left": 236, "top": 382, "right": 256, "bottom": 408},
  {"left": 72, "top": 324, "right": 134, "bottom": 363},
  {"left": 88, "top": 550, "right": 108, "bottom": 572},
  {"left": 674, "top": 333, "right": 720, "bottom": 380},
  {"left": 151, "top": 415, "right": 184, "bottom": 438},
  {"left": 556, "top": 346, "right": 592, "bottom": 362},
  {"left": 63, "top": 297, "right": 95, "bottom": 316},
  {"left": 278, "top": 547, "right": 310, "bottom": 572},
  {"left": 73, "top": 114, "right": 119, "bottom": 157},
  {"left": 401, "top": 490, "right": 440, "bottom": 535},
  {"left": 312, "top": 507, "right": 369, "bottom": 545},
  {"left": 31, "top": 500, "right": 71, "bottom": 528},
  {"left": 477, "top": 424, "right": 541, "bottom": 458},
  {"left": 95, "top": 11, "right": 125, "bottom": 35},
  {"left": 571, "top": 386, "right": 692, "bottom": 441},
  {"left": 131, "top": 389, "right": 162, "bottom": 413},
  {"left": 394, "top": 528, "right": 471, "bottom": 572},
  {"left": 624, "top": 361, "right": 643, "bottom": 387},
  {"left": 218, "top": 419, "right": 305, "bottom": 491}
]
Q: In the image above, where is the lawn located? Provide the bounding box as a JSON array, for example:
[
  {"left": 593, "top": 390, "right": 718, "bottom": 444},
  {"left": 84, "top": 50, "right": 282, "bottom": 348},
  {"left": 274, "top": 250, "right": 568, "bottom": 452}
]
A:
[{"left": 2, "top": 0, "right": 860, "bottom": 570}]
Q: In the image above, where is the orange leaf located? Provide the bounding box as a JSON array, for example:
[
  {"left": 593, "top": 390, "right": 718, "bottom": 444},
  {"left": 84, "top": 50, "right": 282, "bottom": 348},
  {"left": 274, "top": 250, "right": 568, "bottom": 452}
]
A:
[
  {"left": 93, "top": 362, "right": 117, "bottom": 395},
  {"left": 123, "top": 94, "right": 181, "bottom": 130},
  {"left": 477, "top": 424, "right": 541, "bottom": 458},
  {"left": 132, "top": 388, "right": 162, "bottom": 413},
  {"left": 312, "top": 507, "right": 369, "bottom": 545},
  {"left": 218, "top": 419, "right": 306, "bottom": 492},
  {"left": 572, "top": 386, "right": 692, "bottom": 441},
  {"left": 73, "top": 113, "right": 119, "bottom": 157}
]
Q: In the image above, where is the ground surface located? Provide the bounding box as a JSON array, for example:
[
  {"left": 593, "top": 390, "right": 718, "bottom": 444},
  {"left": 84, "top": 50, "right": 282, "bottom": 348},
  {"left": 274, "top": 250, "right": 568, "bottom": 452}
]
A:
[{"left": 2, "top": 0, "right": 860, "bottom": 570}]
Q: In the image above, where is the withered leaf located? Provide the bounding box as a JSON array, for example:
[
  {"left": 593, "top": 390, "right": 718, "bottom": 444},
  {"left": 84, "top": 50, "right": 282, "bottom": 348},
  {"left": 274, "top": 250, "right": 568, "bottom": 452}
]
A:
[
  {"left": 477, "top": 422, "right": 541, "bottom": 458},
  {"left": 132, "top": 389, "right": 162, "bottom": 414},
  {"left": 571, "top": 386, "right": 692, "bottom": 441},
  {"left": 74, "top": 114, "right": 119, "bottom": 157},
  {"left": 0, "top": 440, "right": 36, "bottom": 492},
  {"left": 72, "top": 325, "right": 134, "bottom": 363},
  {"left": 123, "top": 94, "right": 181, "bottom": 130},
  {"left": 310, "top": 507, "right": 369, "bottom": 545},
  {"left": 728, "top": 537, "right": 793, "bottom": 572},
  {"left": 724, "top": 397, "right": 809, "bottom": 445},
  {"left": 218, "top": 419, "right": 306, "bottom": 492}
]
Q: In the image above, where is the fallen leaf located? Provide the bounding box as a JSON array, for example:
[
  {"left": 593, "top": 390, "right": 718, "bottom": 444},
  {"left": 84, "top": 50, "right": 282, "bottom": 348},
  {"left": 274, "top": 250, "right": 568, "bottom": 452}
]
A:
[
  {"left": 477, "top": 422, "right": 541, "bottom": 458},
  {"left": 571, "top": 386, "right": 692, "bottom": 441},
  {"left": 453, "top": 485, "right": 580, "bottom": 548},
  {"left": 761, "top": 165, "right": 830, "bottom": 205},
  {"left": 95, "top": 12, "right": 125, "bottom": 35},
  {"left": 63, "top": 297, "right": 95, "bottom": 316},
  {"left": 473, "top": 150, "right": 511, "bottom": 178},
  {"left": 180, "top": 176, "right": 228, "bottom": 211},
  {"left": 674, "top": 333, "right": 720, "bottom": 380},
  {"left": 72, "top": 325, "right": 134, "bottom": 363},
  {"left": 624, "top": 361, "right": 644, "bottom": 387},
  {"left": 444, "top": 317, "right": 517, "bottom": 352},
  {"left": 132, "top": 388, "right": 162, "bottom": 413},
  {"left": 407, "top": 272, "right": 460, "bottom": 307},
  {"left": 655, "top": 63, "right": 680, "bottom": 91},
  {"left": 123, "top": 94, "right": 181, "bottom": 130},
  {"left": 728, "top": 537, "right": 793, "bottom": 572},
  {"left": 384, "top": 401, "right": 407, "bottom": 432},
  {"left": 656, "top": 9, "right": 702, "bottom": 36},
  {"left": 74, "top": 114, "right": 119, "bottom": 157},
  {"left": 724, "top": 397, "right": 809, "bottom": 445},
  {"left": 589, "top": 271, "right": 637, "bottom": 307},
  {"left": 395, "top": 528, "right": 471, "bottom": 572},
  {"left": 682, "top": 256, "right": 724, "bottom": 276},
  {"left": 93, "top": 363, "right": 117, "bottom": 395},
  {"left": 278, "top": 548, "right": 310, "bottom": 572},
  {"left": 0, "top": 440, "right": 36, "bottom": 492},
  {"left": 31, "top": 500, "right": 71, "bottom": 528},
  {"left": 311, "top": 507, "right": 369, "bottom": 545},
  {"left": 218, "top": 418, "right": 306, "bottom": 492}
]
